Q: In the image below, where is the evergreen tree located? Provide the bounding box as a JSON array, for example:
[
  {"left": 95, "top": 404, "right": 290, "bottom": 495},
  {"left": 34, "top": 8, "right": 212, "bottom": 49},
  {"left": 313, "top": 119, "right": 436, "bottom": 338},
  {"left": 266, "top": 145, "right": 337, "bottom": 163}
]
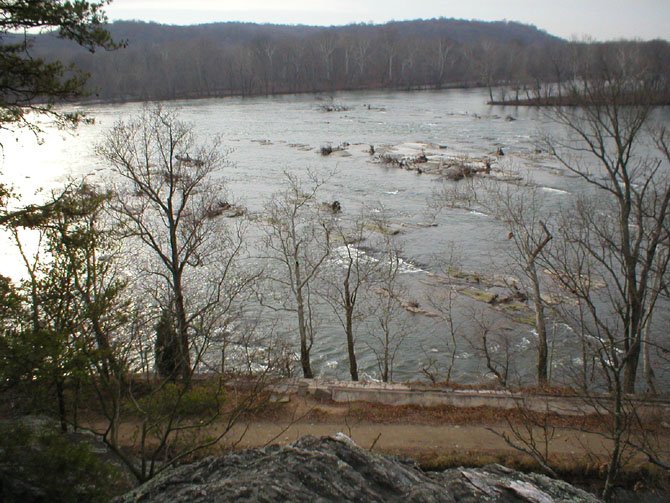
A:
[
  {"left": 0, "top": 0, "right": 118, "bottom": 130},
  {"left": 154, "top": 308, "right": 179, "bottom": 381}
]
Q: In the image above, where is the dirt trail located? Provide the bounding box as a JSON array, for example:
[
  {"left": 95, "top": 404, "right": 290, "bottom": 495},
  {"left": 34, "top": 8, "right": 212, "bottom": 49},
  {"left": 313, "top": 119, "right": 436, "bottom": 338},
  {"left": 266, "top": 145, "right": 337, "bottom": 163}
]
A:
[
  {"left": 217, "top": 395, "right": 616, "bottom": 463},
  {"left": 224, "top": 420, "right": 605, "bottom": 459},
  {"left": 85, "top": 394, "right": 664, "bottom": 466}
]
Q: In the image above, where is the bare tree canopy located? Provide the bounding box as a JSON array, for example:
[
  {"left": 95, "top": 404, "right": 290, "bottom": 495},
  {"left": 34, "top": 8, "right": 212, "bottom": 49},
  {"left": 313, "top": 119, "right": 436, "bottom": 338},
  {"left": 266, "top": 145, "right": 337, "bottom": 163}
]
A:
[{"left": 98, "top": 105, "right": 245, "bottom": 381}]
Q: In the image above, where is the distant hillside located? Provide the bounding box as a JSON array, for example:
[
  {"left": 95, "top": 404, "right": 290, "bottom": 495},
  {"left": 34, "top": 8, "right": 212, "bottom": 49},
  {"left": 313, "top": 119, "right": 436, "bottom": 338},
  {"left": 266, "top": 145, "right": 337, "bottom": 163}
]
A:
[
  {"left": 25, "top": 18, "right": 668, "bottom": 103},
  {"left": 98, "top": 18, "right": 560, "bottom": 46}
]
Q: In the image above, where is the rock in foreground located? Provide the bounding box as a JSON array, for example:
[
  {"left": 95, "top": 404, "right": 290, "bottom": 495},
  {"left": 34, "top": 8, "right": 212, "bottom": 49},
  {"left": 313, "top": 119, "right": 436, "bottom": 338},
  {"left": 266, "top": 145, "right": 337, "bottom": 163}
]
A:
[{"left": 117, "top": 435, "right": 600, "bottom": 502}]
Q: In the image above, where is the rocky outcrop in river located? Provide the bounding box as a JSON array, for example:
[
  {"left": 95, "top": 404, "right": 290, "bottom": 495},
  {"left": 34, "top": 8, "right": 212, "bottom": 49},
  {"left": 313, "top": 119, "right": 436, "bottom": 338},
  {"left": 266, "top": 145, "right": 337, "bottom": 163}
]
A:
[{"left": 117, "top": 435, "right": 601, "bottom": 502}]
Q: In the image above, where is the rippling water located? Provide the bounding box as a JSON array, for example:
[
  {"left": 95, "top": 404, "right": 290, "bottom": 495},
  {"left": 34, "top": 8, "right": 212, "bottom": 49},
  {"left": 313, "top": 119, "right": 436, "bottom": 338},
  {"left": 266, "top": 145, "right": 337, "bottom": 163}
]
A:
[{"left": 1, "top": 88, "right": 668, "bottom": 386}]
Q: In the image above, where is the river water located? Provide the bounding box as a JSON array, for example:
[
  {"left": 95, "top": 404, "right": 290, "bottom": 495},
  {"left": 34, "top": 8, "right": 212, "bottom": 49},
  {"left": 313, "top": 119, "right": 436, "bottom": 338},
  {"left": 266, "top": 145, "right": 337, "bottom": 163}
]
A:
[{"left": 1, "top": 88, "right": 668, "bottom": 386}]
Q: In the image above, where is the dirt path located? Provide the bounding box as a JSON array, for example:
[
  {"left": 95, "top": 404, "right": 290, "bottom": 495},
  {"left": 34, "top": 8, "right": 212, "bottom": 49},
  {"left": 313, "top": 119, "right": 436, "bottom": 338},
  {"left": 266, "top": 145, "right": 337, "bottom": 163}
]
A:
[
  {"left": 225, "top": 420, "right": 606, "bottom": 459},
  {"left": 213, "top": 395, "right": 617, "bottom": 465},
  {"left": 85, "top": 393, "right": 664, "bottom": 468}
]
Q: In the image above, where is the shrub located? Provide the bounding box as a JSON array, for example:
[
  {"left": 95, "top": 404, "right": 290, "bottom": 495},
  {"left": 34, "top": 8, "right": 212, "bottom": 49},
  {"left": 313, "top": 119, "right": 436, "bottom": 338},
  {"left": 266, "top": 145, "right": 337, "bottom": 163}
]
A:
[
  {"left": 0, "top": 421, "right": 124, "bottom": 502},
  {"left": 132, "top": 382, "right": 223, "bottom": 419}
]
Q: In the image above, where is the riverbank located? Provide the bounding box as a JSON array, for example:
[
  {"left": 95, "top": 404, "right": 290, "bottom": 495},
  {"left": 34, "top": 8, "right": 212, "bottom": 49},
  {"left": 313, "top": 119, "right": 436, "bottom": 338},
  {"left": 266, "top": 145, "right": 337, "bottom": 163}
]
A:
[
  {"left": 225, "top": 382, "right": 670, "bottom": 499},
  {"left": 74, "top": 377, "right": 669, "bottom": 497},
  {"left": 4, "top": 374, "right": 665, "bottom": 500},
  {"left": 487, "top": 91, "right": 670, "bottom": 107},
  {"left": 70, "top": 81, "right": 485, "bottom": 108}
]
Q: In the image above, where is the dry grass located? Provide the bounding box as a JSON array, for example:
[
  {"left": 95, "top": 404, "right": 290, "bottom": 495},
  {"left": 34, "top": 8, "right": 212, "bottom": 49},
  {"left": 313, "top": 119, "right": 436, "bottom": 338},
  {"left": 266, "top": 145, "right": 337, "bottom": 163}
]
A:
[{"left": 343, "top": 401, "right": 605, "bottom": 430}]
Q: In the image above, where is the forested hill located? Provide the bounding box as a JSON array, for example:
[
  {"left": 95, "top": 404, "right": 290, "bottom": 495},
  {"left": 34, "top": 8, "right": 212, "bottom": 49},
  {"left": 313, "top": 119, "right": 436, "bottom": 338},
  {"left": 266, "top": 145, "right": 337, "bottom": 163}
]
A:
[{"left": 29, "top": 18, "right": 669, "bottom": 102}]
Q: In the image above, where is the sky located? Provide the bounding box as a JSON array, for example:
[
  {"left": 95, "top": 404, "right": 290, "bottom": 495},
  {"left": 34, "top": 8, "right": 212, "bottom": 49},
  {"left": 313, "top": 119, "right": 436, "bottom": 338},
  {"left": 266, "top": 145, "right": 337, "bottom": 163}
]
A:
[{"left": 105, "top": 0, "right": 670, "bottom": 41}]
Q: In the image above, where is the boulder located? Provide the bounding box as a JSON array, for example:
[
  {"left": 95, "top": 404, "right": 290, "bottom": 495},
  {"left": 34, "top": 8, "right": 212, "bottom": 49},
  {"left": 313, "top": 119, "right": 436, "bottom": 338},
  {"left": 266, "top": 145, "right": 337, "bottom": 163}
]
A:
[
  {"left": 444, "top": 165, "right": 474, "bottom": 181},
  {"left": 319, "top": 104, "right": 350, "bottom": 112},
  {"left": 116, "top": 435, "right": 601, "bottom": 503},
  {"left": 321, "top": 200, "right": 342, "bottom": 213}
]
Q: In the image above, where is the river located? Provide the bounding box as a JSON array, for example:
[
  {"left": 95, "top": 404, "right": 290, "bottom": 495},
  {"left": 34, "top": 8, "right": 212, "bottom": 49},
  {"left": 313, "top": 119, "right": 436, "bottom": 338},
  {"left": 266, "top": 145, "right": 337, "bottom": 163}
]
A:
[{"left": 1, "top": 88, "right": 668, "bottom": 387}]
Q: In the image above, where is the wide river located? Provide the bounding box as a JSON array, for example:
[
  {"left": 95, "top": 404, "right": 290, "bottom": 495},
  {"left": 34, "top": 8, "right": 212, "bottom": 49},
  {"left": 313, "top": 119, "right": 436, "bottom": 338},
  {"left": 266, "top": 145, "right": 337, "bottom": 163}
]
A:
[{"left": 1, "top": 88, "right": 668, "bottom": 386}]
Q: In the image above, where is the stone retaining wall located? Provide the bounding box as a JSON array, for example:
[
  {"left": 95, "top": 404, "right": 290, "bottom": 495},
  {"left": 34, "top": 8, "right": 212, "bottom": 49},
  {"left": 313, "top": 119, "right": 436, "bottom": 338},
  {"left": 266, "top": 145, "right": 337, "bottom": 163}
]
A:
[{"left": 270, "top": 379, "right": 670, "bottom": 418}]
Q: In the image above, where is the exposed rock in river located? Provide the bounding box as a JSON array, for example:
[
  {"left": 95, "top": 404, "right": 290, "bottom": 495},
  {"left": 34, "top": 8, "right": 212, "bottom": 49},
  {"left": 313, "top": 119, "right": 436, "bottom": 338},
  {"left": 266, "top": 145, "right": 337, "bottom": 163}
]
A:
[
  {"left": 373, "top": 142, "right": 497, "bottom": 180},
  {"left": 318, "top": 103, "right": 350, "bottom": 112},
  {"left": 117, "top": 435, "right": 601, "bottom": 502},
  {"left": 320, "top": 142, "right": 351, "bottom": 156}
]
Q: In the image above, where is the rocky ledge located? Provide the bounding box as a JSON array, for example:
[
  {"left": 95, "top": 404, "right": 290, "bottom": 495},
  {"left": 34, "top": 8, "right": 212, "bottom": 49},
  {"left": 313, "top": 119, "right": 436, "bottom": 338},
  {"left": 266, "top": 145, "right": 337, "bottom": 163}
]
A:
[{"left": 117, "top": 435, "right": 600, "bottom": 502}]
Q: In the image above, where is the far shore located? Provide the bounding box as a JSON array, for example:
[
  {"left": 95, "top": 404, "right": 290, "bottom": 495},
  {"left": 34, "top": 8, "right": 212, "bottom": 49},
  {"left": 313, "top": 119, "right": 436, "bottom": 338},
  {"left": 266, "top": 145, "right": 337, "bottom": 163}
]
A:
[
  {"left": 487, "top": 92, "right": 670, "bottom": 107},
  {"left": 58, "top": 81, "right": 487, "bottom": 108}
]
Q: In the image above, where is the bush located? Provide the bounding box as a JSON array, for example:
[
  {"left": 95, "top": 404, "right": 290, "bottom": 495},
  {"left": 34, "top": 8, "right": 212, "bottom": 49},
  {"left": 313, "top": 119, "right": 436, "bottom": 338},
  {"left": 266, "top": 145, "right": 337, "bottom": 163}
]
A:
[
  {"left": 132, "top": 382, "right": 223, "bottom": 419},
  {"left": 0, "top": 421, "right": 124, "bottom": 502}
]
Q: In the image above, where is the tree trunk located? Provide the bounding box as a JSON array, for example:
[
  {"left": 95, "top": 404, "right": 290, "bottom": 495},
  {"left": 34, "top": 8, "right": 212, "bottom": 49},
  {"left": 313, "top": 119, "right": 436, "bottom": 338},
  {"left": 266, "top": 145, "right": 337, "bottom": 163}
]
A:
[
  {"left": 642, "top": 323, "right": 657, "bottom": 394},
  {"left": 603, "top": 382, "right": 624, "bottom": 501},
  {"left": 295, "top": 265, "right": 313, "bottom": 378},
  {"left": 530, "top": 268, "right": 548, "bottom": 387},
  {"left": 173, "top": 275, "right": 191, "bottom": 381},
  {"left": 623, "top": 343, "right": 640, "bottom": 394},
  {"left": 641, "top": 266, "right": 662, "bottom": 394},
  {"left": 344, "top": 276, "right": 358, "bottom": 381},
  {"left": 345, "top": 300, "right": 358, "bottom": 381},
  {"left": 57, "top": 379, "right": 67, "bottom": 433}
]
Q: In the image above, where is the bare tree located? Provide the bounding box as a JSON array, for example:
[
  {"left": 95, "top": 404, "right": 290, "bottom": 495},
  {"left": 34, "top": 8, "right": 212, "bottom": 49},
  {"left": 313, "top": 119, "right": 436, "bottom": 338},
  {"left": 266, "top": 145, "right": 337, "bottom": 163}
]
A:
[
  {"left": 489, "top": 399, "right": 559, "bottom": 478},
  {"left": 421, "top": 283, "right": 460, "bottom": 384},
  {"left": 98, "top": 105, "right": 246, "bottom": 381},
  {"left": 320, "top": 216, "right": 378, "bottom": 381},
  {"left": 474, "top": 39, "right": 500, "bottom": 102},
  {"left": 349, "top": 36, "right": 371, "bottom": 86},
  {"left": 90, "top": 106, "right": 270, "bottom": 481},
  {"left": 466, "top": 308, "right": 515, "bottom": 387},
  {"left": 431, "top": 38, "right": 458, "bottom": 88},
  {"left": 543, "top": 58, "right": 670, "bottom": 394},
  {"left": 378, "top": 26, "right": 400, "bottom": 85},
  {"left": 260, "top": 171, "right": 333, "bottom": 378},
  {"left": 422, "top": 250, "right": 465, "bottom": 385},
  {"left": 490, "top": 183, "right": 553, "bottom": 387},
  {"left": 366, "top": 221, "right": 409, "bottom": 383},
  {"left": 253, "top": 36, "right": 278, "bottom": 94},
  {"left": 315, "top": 31, "right": 339, "bottom": 84}
]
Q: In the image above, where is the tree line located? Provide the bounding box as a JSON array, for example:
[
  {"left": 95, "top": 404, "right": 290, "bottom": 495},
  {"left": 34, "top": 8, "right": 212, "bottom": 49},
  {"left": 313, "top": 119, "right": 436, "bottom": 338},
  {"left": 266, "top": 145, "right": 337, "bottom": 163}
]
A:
[{"left": 28, "top": 18, "right": 670, "bottom": 103}]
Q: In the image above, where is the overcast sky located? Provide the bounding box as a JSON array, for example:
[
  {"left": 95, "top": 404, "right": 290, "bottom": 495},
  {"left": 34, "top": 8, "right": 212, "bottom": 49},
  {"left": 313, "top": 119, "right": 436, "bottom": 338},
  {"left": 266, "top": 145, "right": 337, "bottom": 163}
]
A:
[{"left": 105, "top": 0, "right": 669, "bottom": 41}]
